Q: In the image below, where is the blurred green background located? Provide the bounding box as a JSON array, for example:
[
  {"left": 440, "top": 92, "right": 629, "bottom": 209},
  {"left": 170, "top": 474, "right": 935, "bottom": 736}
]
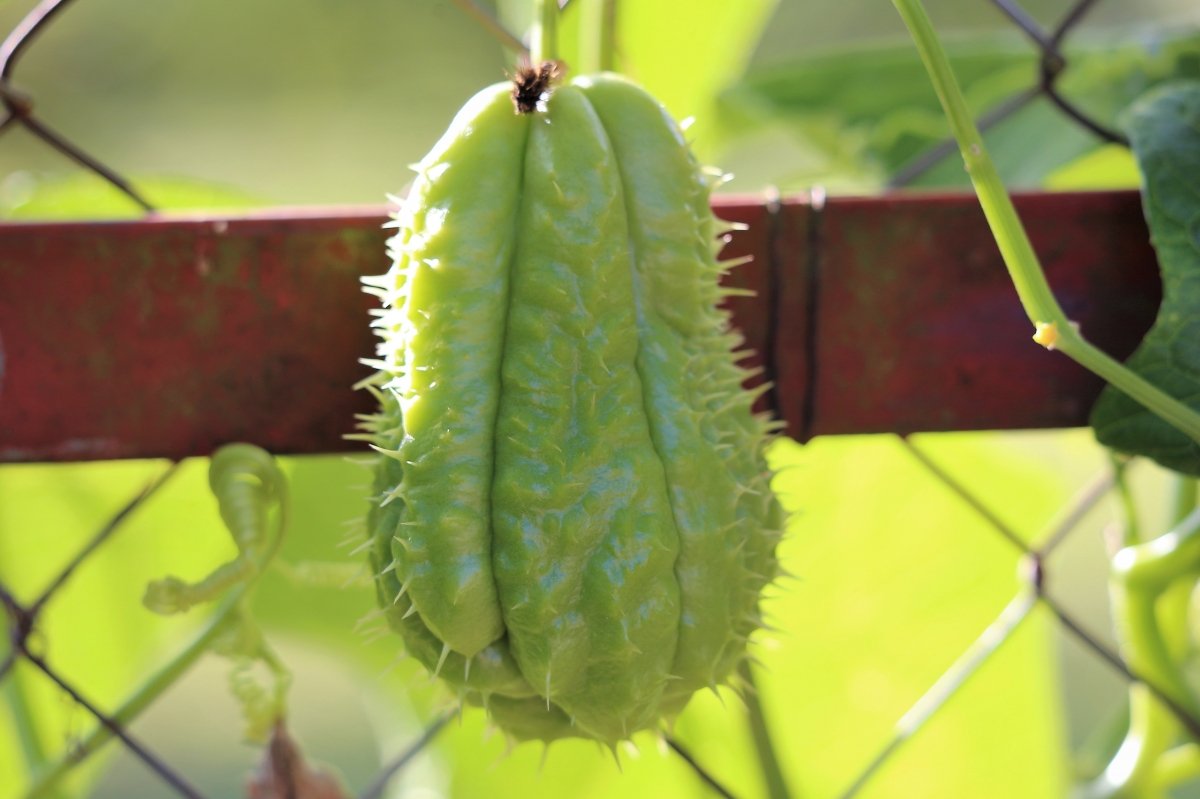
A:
[
  {"left": 1, "top": 0, "right": 1197, "bottom": 213},
  {"left": 2, "top": 0, "right": 1199, "bottom": 797}
]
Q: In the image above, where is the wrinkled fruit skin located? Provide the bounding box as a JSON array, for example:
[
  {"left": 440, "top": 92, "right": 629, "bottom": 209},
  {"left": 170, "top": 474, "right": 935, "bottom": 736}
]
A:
[{"left": 360, "top": 72, "right": 783, "bottom": 743}]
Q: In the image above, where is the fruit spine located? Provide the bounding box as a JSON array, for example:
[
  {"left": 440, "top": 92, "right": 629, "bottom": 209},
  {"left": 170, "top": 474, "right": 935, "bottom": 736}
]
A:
[{"left": 358, "top": 66, "right": 783, "bottom": 743}]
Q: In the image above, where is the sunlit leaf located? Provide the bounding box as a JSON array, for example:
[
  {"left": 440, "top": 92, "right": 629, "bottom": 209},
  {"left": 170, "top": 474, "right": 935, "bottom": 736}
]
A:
[
  {"left": 758, "top": 434, "right": 1070, "bottom": 797},
  {"left": 1044, "top": 144, "right": 1140, "bottom": 191}
]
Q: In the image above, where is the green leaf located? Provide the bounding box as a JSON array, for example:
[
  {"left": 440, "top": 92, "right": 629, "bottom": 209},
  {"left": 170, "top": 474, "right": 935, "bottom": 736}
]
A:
[
  {"left": 1044, "top": 144, "right": 1140, "bottom": 191},
  {"left": 545, "top": 0, "right": 777, "bottom": 160},
  {"left": 715, "top": 29, "right": 1200, "bottom": 190},
  {"left": 1090, "top": 82, "right": 1200, "bottom": 476}
]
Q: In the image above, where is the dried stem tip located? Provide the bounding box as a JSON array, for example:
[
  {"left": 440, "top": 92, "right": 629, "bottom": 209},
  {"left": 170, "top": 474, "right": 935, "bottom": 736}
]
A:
[{"left": 511, "top": 60, "right": 563, "bottom": 114}]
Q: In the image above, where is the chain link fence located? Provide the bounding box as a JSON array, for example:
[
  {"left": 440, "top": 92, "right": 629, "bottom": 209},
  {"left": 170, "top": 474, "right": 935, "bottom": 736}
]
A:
[
  {"left": 2, "top": 0, "right": 1196, "bottom": 796},
  {"left": 888, "top": 0, "right": 1126, "bottom": 187}
]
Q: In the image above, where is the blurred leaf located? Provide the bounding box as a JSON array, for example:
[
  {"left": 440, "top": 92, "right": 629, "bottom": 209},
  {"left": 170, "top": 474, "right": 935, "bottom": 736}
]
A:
[
  {"left": 716, "top": 29, "right": 1200, "bottom": 191},
  {"left": 1044, "top": 144, "right": 1140, "bottom": 190},
  {"left": 607, "top": 0, "right": 778, "bottom": 155},
  {"left": 1, "top": 172, "right": 265, "bottom": 220},
  {"left": 713, "top": 36, "right": 1027, "bottom": 190},
  {"left": 1090, "top": 82, "right": 1200, "bottom": 476},
  {"left": 762, "top": 433, "right": 1072, "bottom": 797},
  {"left": 498, "top": 0, "right": 778, "bottom": 160}
]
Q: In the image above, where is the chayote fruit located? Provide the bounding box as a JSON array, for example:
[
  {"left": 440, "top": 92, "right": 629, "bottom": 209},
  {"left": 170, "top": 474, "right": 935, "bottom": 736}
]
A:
[{"left": 359, "top": 67, "right": 783, "bottom": 744}]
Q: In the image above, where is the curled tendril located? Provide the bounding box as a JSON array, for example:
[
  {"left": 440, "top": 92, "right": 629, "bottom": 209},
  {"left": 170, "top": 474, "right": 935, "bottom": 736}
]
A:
[
  {"left": 143, "top": 443, "right": 292, "bottom": 741},
  {"left": 216, "top": 615, "right": 292, "bottom": 744},
  {"left": 144, "top": 444, "right": 289, "bottom": 614}
]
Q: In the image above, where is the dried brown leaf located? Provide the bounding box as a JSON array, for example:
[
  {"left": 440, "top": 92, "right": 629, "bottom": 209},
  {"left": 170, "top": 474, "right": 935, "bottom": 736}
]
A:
[{"left": 245, "top": 721, "right": 349, "bottom": 799}]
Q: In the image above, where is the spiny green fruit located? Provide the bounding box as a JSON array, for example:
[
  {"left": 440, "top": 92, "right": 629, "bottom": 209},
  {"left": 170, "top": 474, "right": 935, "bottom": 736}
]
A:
[{"left": 358, "top": 65, "right": 783, "bottom": 744}]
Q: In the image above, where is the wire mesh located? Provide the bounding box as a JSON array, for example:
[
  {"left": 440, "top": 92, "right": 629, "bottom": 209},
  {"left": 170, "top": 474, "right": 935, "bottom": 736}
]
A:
[
  {"left": 0, "top": 0, "right": 153, "bottom": 211},
  {"left": 0, "top": 0, "right": 1191, "bottom": 796},
  {"left": 889, "top": 0, "right": 1127, "bottom": 187}
]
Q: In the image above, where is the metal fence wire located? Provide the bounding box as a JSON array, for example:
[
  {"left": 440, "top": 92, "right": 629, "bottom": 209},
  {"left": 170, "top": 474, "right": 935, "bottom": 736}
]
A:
[{"left": 1, "top": 0, "right": 1194, "bottom": 797}]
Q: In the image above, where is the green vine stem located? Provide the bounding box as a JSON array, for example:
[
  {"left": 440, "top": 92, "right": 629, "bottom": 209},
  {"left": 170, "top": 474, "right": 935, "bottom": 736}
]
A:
[
  {"left": 738, "top": 660, "right": 790, "bottom": 799},
  {"left": 1169, "top": 478, "right": 1198, "bottom": 535},
  {"left": 1083, "top": 503, "right": 1200, "bottom": 797},
  {"left": 6, "top": 662, "right": 55, "bottom": 796},
  {"left": 891, "top": 0, "right": 1200, "bottom": 446},
  {"left": 1110, "top": 455, "right": 1141, "bottom": 548},
  {"left": 892, "top": 1, "right": 1200, "bottom": 793},
  {"left": 1153, "top": 742, "right": 1200, "bottom": 790},
  {"left": 531, "top": 0, "right": 559, "bottom": 64},
  {"left": 1144, "top": 479, "right": 1200, "bottom": 794},
  {"left": 581, "top": 0, "right": 617, "bottom": 72},
  {"left": 26, "top": 592, "right": 245, "bottom": 798},
  {"left": 24, "top": 456, "right": 289, "bottom": 799}
]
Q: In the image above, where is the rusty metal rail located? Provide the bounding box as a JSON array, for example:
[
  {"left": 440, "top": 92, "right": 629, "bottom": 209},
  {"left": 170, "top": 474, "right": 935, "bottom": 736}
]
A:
[{"left": 0, "top": 189, "right": 1159, "bottom": 463}]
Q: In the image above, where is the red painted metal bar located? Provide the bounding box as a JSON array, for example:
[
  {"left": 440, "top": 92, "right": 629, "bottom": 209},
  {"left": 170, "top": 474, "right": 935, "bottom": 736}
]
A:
[{"left": 0, "top": 191, "right": 1160, "bottom": 463}]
